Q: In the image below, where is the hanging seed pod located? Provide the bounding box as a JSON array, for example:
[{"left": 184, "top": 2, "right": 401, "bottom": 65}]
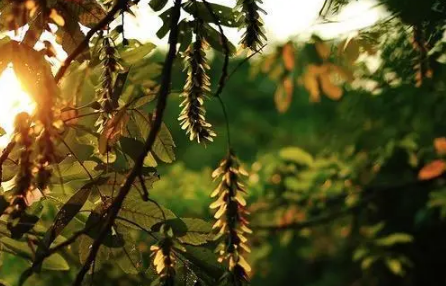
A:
[
  {"left": 210, "top": 151, "right": 252, "bottom": 284},
  {"left": 179, "top": 22, "right": 216, "bottom": 144},
  {"left": 8, "top": 112, "right": 34, "bottom": 217},
  {"left": 96, "top": 35, "right": 123, "bottom": 131},
  {"left": 236, "top": 0, "right": 267, "bottom": 52},
  {"left": 150, "top": 226, "right": 176, "bottom": 286}
]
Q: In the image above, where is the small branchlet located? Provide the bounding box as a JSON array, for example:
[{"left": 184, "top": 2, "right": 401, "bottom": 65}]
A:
[
  {"left": 179, "top": 21, "right": 216, "bottom": 144},
  {"left": 210, "top": 152, "right": 252, "bottom": 284},
  {"left": 236, "top": 0, "right": 267, "bottom": 52},
  {"left": 151, "top": 226, "right": 177, "bottom": 286},
  {"left": 96, "top": 35, "right": 123, "bottom": 131}
]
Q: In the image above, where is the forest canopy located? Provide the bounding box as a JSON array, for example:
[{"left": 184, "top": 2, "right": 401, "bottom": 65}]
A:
[{"left": 0, "top": 0, "right": 445, "bottom": 286}]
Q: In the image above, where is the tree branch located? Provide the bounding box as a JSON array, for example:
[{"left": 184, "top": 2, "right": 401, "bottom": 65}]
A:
[{"left": 72, "top": 1, "right": 183, "bottom": 285}]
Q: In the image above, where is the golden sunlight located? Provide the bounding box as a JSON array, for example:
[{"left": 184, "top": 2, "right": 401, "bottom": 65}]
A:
[{"left": 0, "top": 66, "right": 36, "bottom": 147}]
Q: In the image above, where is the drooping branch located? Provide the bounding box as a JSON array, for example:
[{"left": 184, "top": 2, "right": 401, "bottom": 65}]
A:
[{"left": 72, "top": 1, "right": 183, "bottom": 285}]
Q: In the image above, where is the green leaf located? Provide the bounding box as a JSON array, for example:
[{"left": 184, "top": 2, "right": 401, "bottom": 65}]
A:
[
  {"left": 78, "top": 235, "right": 110, "bottom": 271},
  {"left": 353, "top": 247, "right": 369, "bottom": 261},
  {"left": 182, "top": 2, "right": 240, "bottom": 27},
  {"left": 179, "top": 245, "right": 225, "bottom": 283},
  {"left": 360, "top": 256, "right": 377, "bottom": 270},
  {"left": 110, "top": 227, "right": 145, "bottom": 274},
  {"left": 111, "top": 71, "right": 130, "bottom": 107},
  {"left": 152, "top": 122, "right": 176, "bottom": 163},
  {"left": 42, "top": 253, "right": 70, "bottom": 271},
  {"left": 54, "top": 157, "right": 99, "bottom": 182},
  {"left": 130, "top": 113, "right": 175, "bottom": 164},
  {"left": 202, "top": 23, "right": 236, "bottom": 55},
  {"left": 385, "top": 258, "right": 403, "bottom": 276},
  {"left": 279, "top": 147, "right": 314, "bottom": 166},
  {"left": 37, "top": 180, "right": 98, "bottom": 260},
  {"left": 8, "top": 213, "right": 39, "bottom": 239},
  {"left": 177, "top": 218, "right": 214, "bottom": 246},
  {"left": 118, "top": 197, "right": 176, "bottom": 230},
  {"left": 0, "top": 196, "right": 8, "bottom": 214},
  {"left": 149, "top": 0, "right": 169, "bottom": 12},
  {"left": 178, "top": 20, "right": 193, "bottom": 52},
  {"left": 0, "top": 237, "right": 69, "bottom": 271},
  {"left": 156, "top": 8, "right": 173, "bottom": 39},
  {"left": 375, "top": 233, "right": 413, "bottom": 246},
  {"left": 121, "top": 42, "right": 156, "bottom": 65}
]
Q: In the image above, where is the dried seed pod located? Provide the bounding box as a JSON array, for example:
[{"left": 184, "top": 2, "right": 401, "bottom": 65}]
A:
[
  {"left": 210, "top": 152, "right": 252, "bottom": 283},
  {"left": 34, "top": 128, "right": 53, "bottom": 191},
  {"left": 179, "top": 26, "right": 216, "bottom": 144},
  {"left": 150, "top": 226, "right": 176, "bottom": 286},
  {"left": 9, "top": 112, "right": 35, "bottom": 216},
  {"left": 236, "top": 0, "right": 267, "bottom": 52}
]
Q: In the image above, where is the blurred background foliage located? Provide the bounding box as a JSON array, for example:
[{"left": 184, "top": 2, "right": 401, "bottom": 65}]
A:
[{"left": 2, "top": 0, "right": 446, "bottom": 285}]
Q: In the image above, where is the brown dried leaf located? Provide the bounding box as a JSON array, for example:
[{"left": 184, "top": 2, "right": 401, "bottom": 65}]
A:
[
  {"left": 320, "top": 73, "right": 343, "bottom": 100},
  {"left": 282, "top": 42, "right": 295, "bottom": 71},
  {"left": 274, "top": 77, "right": 293, "bottom": 113},
  {"left": 434, "top": 137, "right": 446, "bottom": 155},
  {"left": 303, "top": 71, "right": 320, "bottom": 102},
  {"left": 418, "top": 160, "right": 446, "bottom": 180},
  {"left": 315, "top": 41, "right": 330, "bottom": 60}
]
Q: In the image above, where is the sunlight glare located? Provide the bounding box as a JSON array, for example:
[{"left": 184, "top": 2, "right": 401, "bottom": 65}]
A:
[{"left": 0, "top": 66, "right": 36, "bottom": 147}]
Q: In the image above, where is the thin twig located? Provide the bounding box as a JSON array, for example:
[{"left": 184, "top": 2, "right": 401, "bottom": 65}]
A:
[
  {"left": 72, "top": 1, "right": 183, "bottom": 285},
  {"left": 202, "top": 0, "right": 232, "bottom": 147},
  {"left": 226, "top": 44, "right": 266, "bottom": 84}
]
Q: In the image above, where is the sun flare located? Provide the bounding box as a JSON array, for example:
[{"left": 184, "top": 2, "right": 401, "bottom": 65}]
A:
[{"left": 0, "top": 66, "right": 36, "bottom": 147}]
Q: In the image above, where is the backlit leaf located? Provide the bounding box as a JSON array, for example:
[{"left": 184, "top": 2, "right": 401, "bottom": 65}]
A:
[
  {"left": 119, "top": 197, "right": 176, "bottom": 230},
  {"left": 177, "top": 218, "right": 214, "bottom": 246},
  {"left": 279, "top": 147, "right": 314, "bottom": 166},
  {"left": 375, "top": 233, "right": 413, "bottom": 246}
]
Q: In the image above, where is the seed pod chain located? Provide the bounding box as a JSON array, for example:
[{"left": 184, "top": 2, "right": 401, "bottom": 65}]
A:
[{"left": 210, "top": 152, "right": 252, "bottom": 284}]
